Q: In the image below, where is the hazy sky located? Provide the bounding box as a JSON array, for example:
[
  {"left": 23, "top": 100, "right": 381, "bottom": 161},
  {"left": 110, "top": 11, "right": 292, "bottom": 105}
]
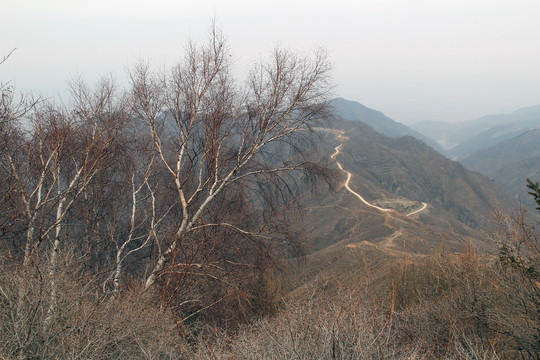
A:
[{"left": 2, "top": 0, "right": 540, "bottom": 124}]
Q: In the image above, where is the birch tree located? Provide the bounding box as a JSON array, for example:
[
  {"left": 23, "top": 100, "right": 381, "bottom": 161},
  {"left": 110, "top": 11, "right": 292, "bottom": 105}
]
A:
[
  {"left": 128, "top": 25, "right": 333, "bottom": 305},
  {"left": 1, "top": 50, "right": 39, "bottom": 252},
  {"left": 1, "top": 78, "right": 126, "bottom": 266},
  {"left": 0, "top": 77, "right": 128, "bottom": 326}
]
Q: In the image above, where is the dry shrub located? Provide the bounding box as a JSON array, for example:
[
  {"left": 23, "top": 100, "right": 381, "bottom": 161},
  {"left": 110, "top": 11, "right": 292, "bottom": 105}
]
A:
[
  {"left": 184, "top": 290, "right": 423, "bottom": 359},
  {"left": 394, "top": 245, "right": 539, "bottom": 359},
  {"left": 160, "top": 267, "right": 286, "bottom": 341},
  {"left": 181, "top": 288, "right": 505, "bottom": 360},
  {"left": 182, "top": 240, "right": 537, "bottom": 359},
  {"left": 0, "top": 262, "right": 184, "bottom": 359},
  {"left": 393, "top": 251, "right": 501, "bottom": 358}
]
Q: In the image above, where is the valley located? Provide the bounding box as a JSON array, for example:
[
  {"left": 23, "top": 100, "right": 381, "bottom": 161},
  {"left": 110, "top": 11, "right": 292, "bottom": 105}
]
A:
[
  {"left": 330, "top": 98, "right": 540, "bottom": 204},
  {"left": 284, "top": 116, "right": 516, "bottom": 302},
  {"left": 2, "top": 4, "right": 540, "bottom": 356},
  {"left": 411, "top": 104, "right": 540, "bottom": 201}
]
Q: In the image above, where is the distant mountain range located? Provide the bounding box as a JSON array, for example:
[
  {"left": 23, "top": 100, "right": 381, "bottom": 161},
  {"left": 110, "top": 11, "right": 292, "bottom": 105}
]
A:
[
  {"left": 410, "top": 104, "right": 540, "bottom": 200},
  {"left": 329, "top": 97, "right": 539, "bottom": 200},
  {"left": 411, "top": 105, "right": 540, "bottom": 155},
  {"left": 461, "top": 129, "right": 540, "bottom": 202}
]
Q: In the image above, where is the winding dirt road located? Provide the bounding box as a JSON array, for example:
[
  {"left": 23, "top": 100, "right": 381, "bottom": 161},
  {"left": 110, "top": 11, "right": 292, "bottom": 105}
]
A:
[
  {"left": 406, "top": 202, "right": 428, "bottom": 217},
  {"left": 331, "top": 144, "right": 392, "bottom": 212},
  {"left": 329, "top": 130, "right": 428, "bottom": 217}
]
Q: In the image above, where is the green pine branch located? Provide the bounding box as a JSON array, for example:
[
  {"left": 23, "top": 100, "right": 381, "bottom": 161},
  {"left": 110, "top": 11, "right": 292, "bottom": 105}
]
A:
[{"left": 526, "top": 178, "right": 540, "bottom": 212}]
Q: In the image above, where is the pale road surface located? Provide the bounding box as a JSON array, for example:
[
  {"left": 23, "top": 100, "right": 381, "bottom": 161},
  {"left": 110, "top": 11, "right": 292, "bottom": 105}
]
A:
[
  {"left": 406, "top": 202, "right": 428, "bottom": 217},
  {"left": 331, "top": 144, "right": 392, "bottom": 213},
  {"left": 328, "top": 130, "right": 428, "bottom": 217}
]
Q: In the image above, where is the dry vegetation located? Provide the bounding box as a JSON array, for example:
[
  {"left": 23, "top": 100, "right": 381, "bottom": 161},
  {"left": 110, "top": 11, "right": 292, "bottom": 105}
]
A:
[
  {"left": 0, "top": 260, "right": 183, "bottom": 359},
  {"left": 1, "top": 233, "right": 537, "bottom": 359},
  {"left": 1, "top": 29, "right": 539, "bottom": 359},
  {"left": 182, "top": 217, "right": 538, "bottom": 359}
]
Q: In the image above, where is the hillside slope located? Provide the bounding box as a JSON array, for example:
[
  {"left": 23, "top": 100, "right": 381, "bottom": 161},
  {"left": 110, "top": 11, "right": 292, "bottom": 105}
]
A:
[
  {"left": 331, "top": 98, "right": 447, "bottom": 155},
  {"left": 330, "top": 120, "right": 510, "bottom": 226},
  {"left": 411, "top": 104, "right": 540, "bottom": 159},
  {"left": 462, "top": 129, "right": 540, "bottom": 200},
  {"left": 288, "top": 119, "right": 515, "bottom": 294}
]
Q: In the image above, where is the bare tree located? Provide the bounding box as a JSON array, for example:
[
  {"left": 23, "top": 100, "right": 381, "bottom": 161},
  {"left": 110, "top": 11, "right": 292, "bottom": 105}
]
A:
[
  {"left": 0, "top": 76, "right": 129, "bottom": 327},
  {"left": 1, "top": 50, "right": 39, "bottom": 250},
  {"left": 2, "top": 78, "right": 125, "bottom": 265},
  {"left": 127, "top": 25, "right": 333, "bottom": 321},
  {"left": 1, "top": 49, "right": 37, "bottom": 130},
  {"left": 0, "top": 28, "right": 334, "bottom": 334}
]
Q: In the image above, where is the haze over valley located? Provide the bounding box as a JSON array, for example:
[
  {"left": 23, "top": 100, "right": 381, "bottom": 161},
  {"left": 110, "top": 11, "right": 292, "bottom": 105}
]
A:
[
  {"left": 332, "top": 98, "right": 540, "bottom": 203},
  {"left": 1, "top": 1, "right": 539, "bottom": 358}
]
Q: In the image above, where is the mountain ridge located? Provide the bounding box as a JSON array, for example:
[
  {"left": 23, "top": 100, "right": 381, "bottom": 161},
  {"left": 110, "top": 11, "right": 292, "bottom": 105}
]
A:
[
  {"left": 462, "top": 128, "right": 540, "bottom": 200},
  {"left": 330, "top": 98, "right": 447, "bottom": 155},
  {"left": 409, "top": 104, "right": 540, "bottom": 199},
  {"left": 287, "top": 117, "right": 515, "bottom": 297},
  {"left": 300, "top": 118, "right": 513, "bottom": 254},
  {"left": 411, "top": 104, "right": 540, "bottom": 157}
]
